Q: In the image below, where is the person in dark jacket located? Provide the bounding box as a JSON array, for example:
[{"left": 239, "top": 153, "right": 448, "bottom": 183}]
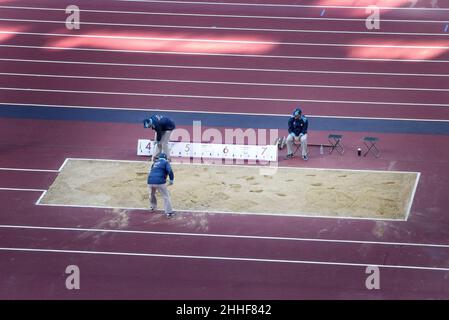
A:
[
  {"left": 147, "top": 153, "right": 174, "bottom": 217},
  {"left": 285, "top": 107, "right": 309, "bottom": 160},
  {"left": 143, "top": 114, "right": 176, "bottom": 160}
]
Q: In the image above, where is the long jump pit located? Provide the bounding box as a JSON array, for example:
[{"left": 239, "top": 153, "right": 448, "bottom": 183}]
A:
[{"left": 39, "top": 159, "right": 420, "bottom": 220}]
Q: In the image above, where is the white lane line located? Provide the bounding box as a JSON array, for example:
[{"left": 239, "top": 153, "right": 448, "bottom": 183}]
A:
[
  {"left": 36, "top": 202, "right": 148, "bottom": 212},
  {"left": 68, "top": 157, "right": 421, "bottom": 175},
  {"left": 406, "top": 172, "right": 421, "bottom": 221},
  {"left": 186, "top": 208, "right": 404, "bottom": 221},
  {"left": 57, "top": 158, "right": 69, "bottom": 172},
  {"left": 2, "top": 44, "right": 448, "bottom": 63},
  {"left": 2, "top": 72, "right": 448, "bottom": 92},
  {"left": 3, "top": 223, "right": 448, "bottom": 249},
  {"left": 3, "top": 30, "right": 449, "bottom": 49},
  {"left": 2, "top": 102, "right": 449, "bottom": 122},
  {"left": 0, "top": 187, "right": 46, "bottom": 192},
  {"left": 2, "top": 87, "right": 449, "bottom": 107},
  {"left": 1, "top": 246, "right": 449, "bottom": 271},
  {"left": 1, "top": 18, "right": 448, "bottom": 37},
  {"left": 112, "top": 0, "right": 449, "bottom": 11},
  {"left": 35, "top": 190, "right": 47, "bottom": 205},
  {"left": 2, "top": 58, "right": 448, "bottom": 78},
  {"left": 36, "top": 201, "right": 405, "bottom": 222},
  {"left": 0, "top": 167, "right": 59, "bottom": 172},
  {"left": 0, "top": 6, "right": 445, "bottom": 23}
]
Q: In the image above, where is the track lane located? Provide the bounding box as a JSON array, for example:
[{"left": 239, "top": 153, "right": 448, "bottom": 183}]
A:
[
  {"left": 2, "top": 0, "right": 448, "bottom": 20},
  {"left": 4, "top": 32, "right": 449, "bottom": 62},
  {"left": 2, "top": 74, "right": 449, "bottom": 106},
  {"left": 3, "top": 91, "right": 449, "bottom": 119},
  {"left": 1, "top": 59, "right": 448, "bottom": 89},
  {"left": 2, "top": 46, "right": 448, "bottom": 76},
  {"left": 2, "top": 11, "right": 449, "bottom": 35},
  {"left": 0, "top": 171, "right": 57, "bottom": 190},
  {"left": 1, "top": 249, "right": 448, "bottom": 299}
]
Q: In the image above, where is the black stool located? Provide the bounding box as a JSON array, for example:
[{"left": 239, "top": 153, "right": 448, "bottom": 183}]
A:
[
  {"left": 328, "top": 134, "right": 344, "bottom": 155},
  {"left": 363, "top": 136, "right": 380, "bottom": 157}
]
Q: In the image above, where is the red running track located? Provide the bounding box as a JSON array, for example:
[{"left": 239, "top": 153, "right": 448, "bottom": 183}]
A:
[{"left": 1, "top": 0, "right": 449, "bottom": 299}]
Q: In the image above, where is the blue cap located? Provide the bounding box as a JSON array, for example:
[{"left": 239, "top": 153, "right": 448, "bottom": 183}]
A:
[
  {"left": 159, "top": 153, "right": 167, "bottom": 160},
  {"left": 143, "top": 118, "right": 152, "bottom": 128},
  {"left": 293, "top": 108, "right": 302, "bottom": 117}
]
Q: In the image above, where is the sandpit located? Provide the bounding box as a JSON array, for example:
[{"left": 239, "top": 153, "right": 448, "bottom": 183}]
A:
[{"left": 40, "top": 159, "right": 419, "bottom": 219}]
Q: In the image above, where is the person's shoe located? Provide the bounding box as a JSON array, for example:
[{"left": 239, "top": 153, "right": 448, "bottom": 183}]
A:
[
  {"left": 285, "top": 153, "right": 294, "bottom": 159},
  {"left": 302, "top": 154, "right": 309, "bottom": 161},
  {"left": 150, "top": 207, "right": 156, "bottom": 212},
  {"left": 166, "top": 212, "right": 175, "bottom": 218}
]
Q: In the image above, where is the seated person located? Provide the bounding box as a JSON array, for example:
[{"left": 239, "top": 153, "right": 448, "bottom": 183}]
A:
[{"left": 285, "top": 107, "right": 309, "bottom": 161}]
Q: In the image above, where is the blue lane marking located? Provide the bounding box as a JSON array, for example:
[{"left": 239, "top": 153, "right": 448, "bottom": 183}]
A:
[
  {"left": 444, "top": 24, "right": 448, "bottom": 33},
  {"left": 1, "top": 104, "right": 449, "bottom": 135},
  {"left": 320, "top": 9, "right": 326, "bottom": 16}
]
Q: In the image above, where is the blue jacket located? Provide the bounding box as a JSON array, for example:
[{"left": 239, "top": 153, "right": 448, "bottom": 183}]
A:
[
  {"left": 288, "top": 115, "right": 308, "bottom": 136},
  {"left": 149, "top": 115, "right": 176, "bottom": 142},
  {"left": 147, "top": 158, "right": 174, "bottom": 185}
]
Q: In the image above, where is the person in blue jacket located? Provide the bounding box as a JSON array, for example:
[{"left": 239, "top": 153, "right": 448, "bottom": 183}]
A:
[
  {"left": 143, "top": 114, "right": 176, "bottom": 160},
  {"left": 147, "top": 153, "right": 174, "bottom": 217},
  {"left": 285, "top": 107, "right": 309, "bottom": 160}
]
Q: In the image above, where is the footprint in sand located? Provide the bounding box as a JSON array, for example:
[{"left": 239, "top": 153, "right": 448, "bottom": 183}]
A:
[
  {"left": 250, "top": 189, "right": 264, "bottom": 193},
  {"left": 379, "top": 197, "right": 395, "bottom": 202},
  {"left": 230, "top": 184, "right": 242, "bottom": 190},
  {"left": 136, "top": 172, "right": 147, "bottom": 176},
  {"left": 285, "top": 179, "right": 294, "bottom": 182},
  {"left": 306, "top": 174, "right": 316, "bottom": 177},
  {"left": 311, "top": 183, "right": 322, "bottom": 187},
  {"left": 327, "top": 187, "right": 336, "bottom": 190},
  {"left": 115, "top": 179, "right": 133, "bottom": 185},
  {"left": 245, "top": 176, "right": 255, "bottom": 181},
  {"left": 383, "top": 181, "right": 396, "bottom": 185},
  {"left": 338, "top": 175, "right": 347, "bottom": 178},
  {"left": 263, "top": 175, "right": 273, "bottom": 179},
  {"left": 215, "top": 192, "right": 230, "bottom": 200},
  {"left": 216, "top": 171, "right": 226, "bottom": 174},
  {"left": 111, "top": 184, "right": 123, "bottom": 188},
  {"left": 276, "top": 193, "right": 287, "bottom": 197},
  {"left": 193, "top": 173, "right": 200, "bottom": 177}
]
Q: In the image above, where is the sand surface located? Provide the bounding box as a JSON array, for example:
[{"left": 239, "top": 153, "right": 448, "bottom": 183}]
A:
[{"left": 41, "top": 159, "right": 418, "bottom": 219}]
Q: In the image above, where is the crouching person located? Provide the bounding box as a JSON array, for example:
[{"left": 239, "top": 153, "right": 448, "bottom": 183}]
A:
[{"left": 147, "top": 153, "right": 175, "bottom": 217}]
